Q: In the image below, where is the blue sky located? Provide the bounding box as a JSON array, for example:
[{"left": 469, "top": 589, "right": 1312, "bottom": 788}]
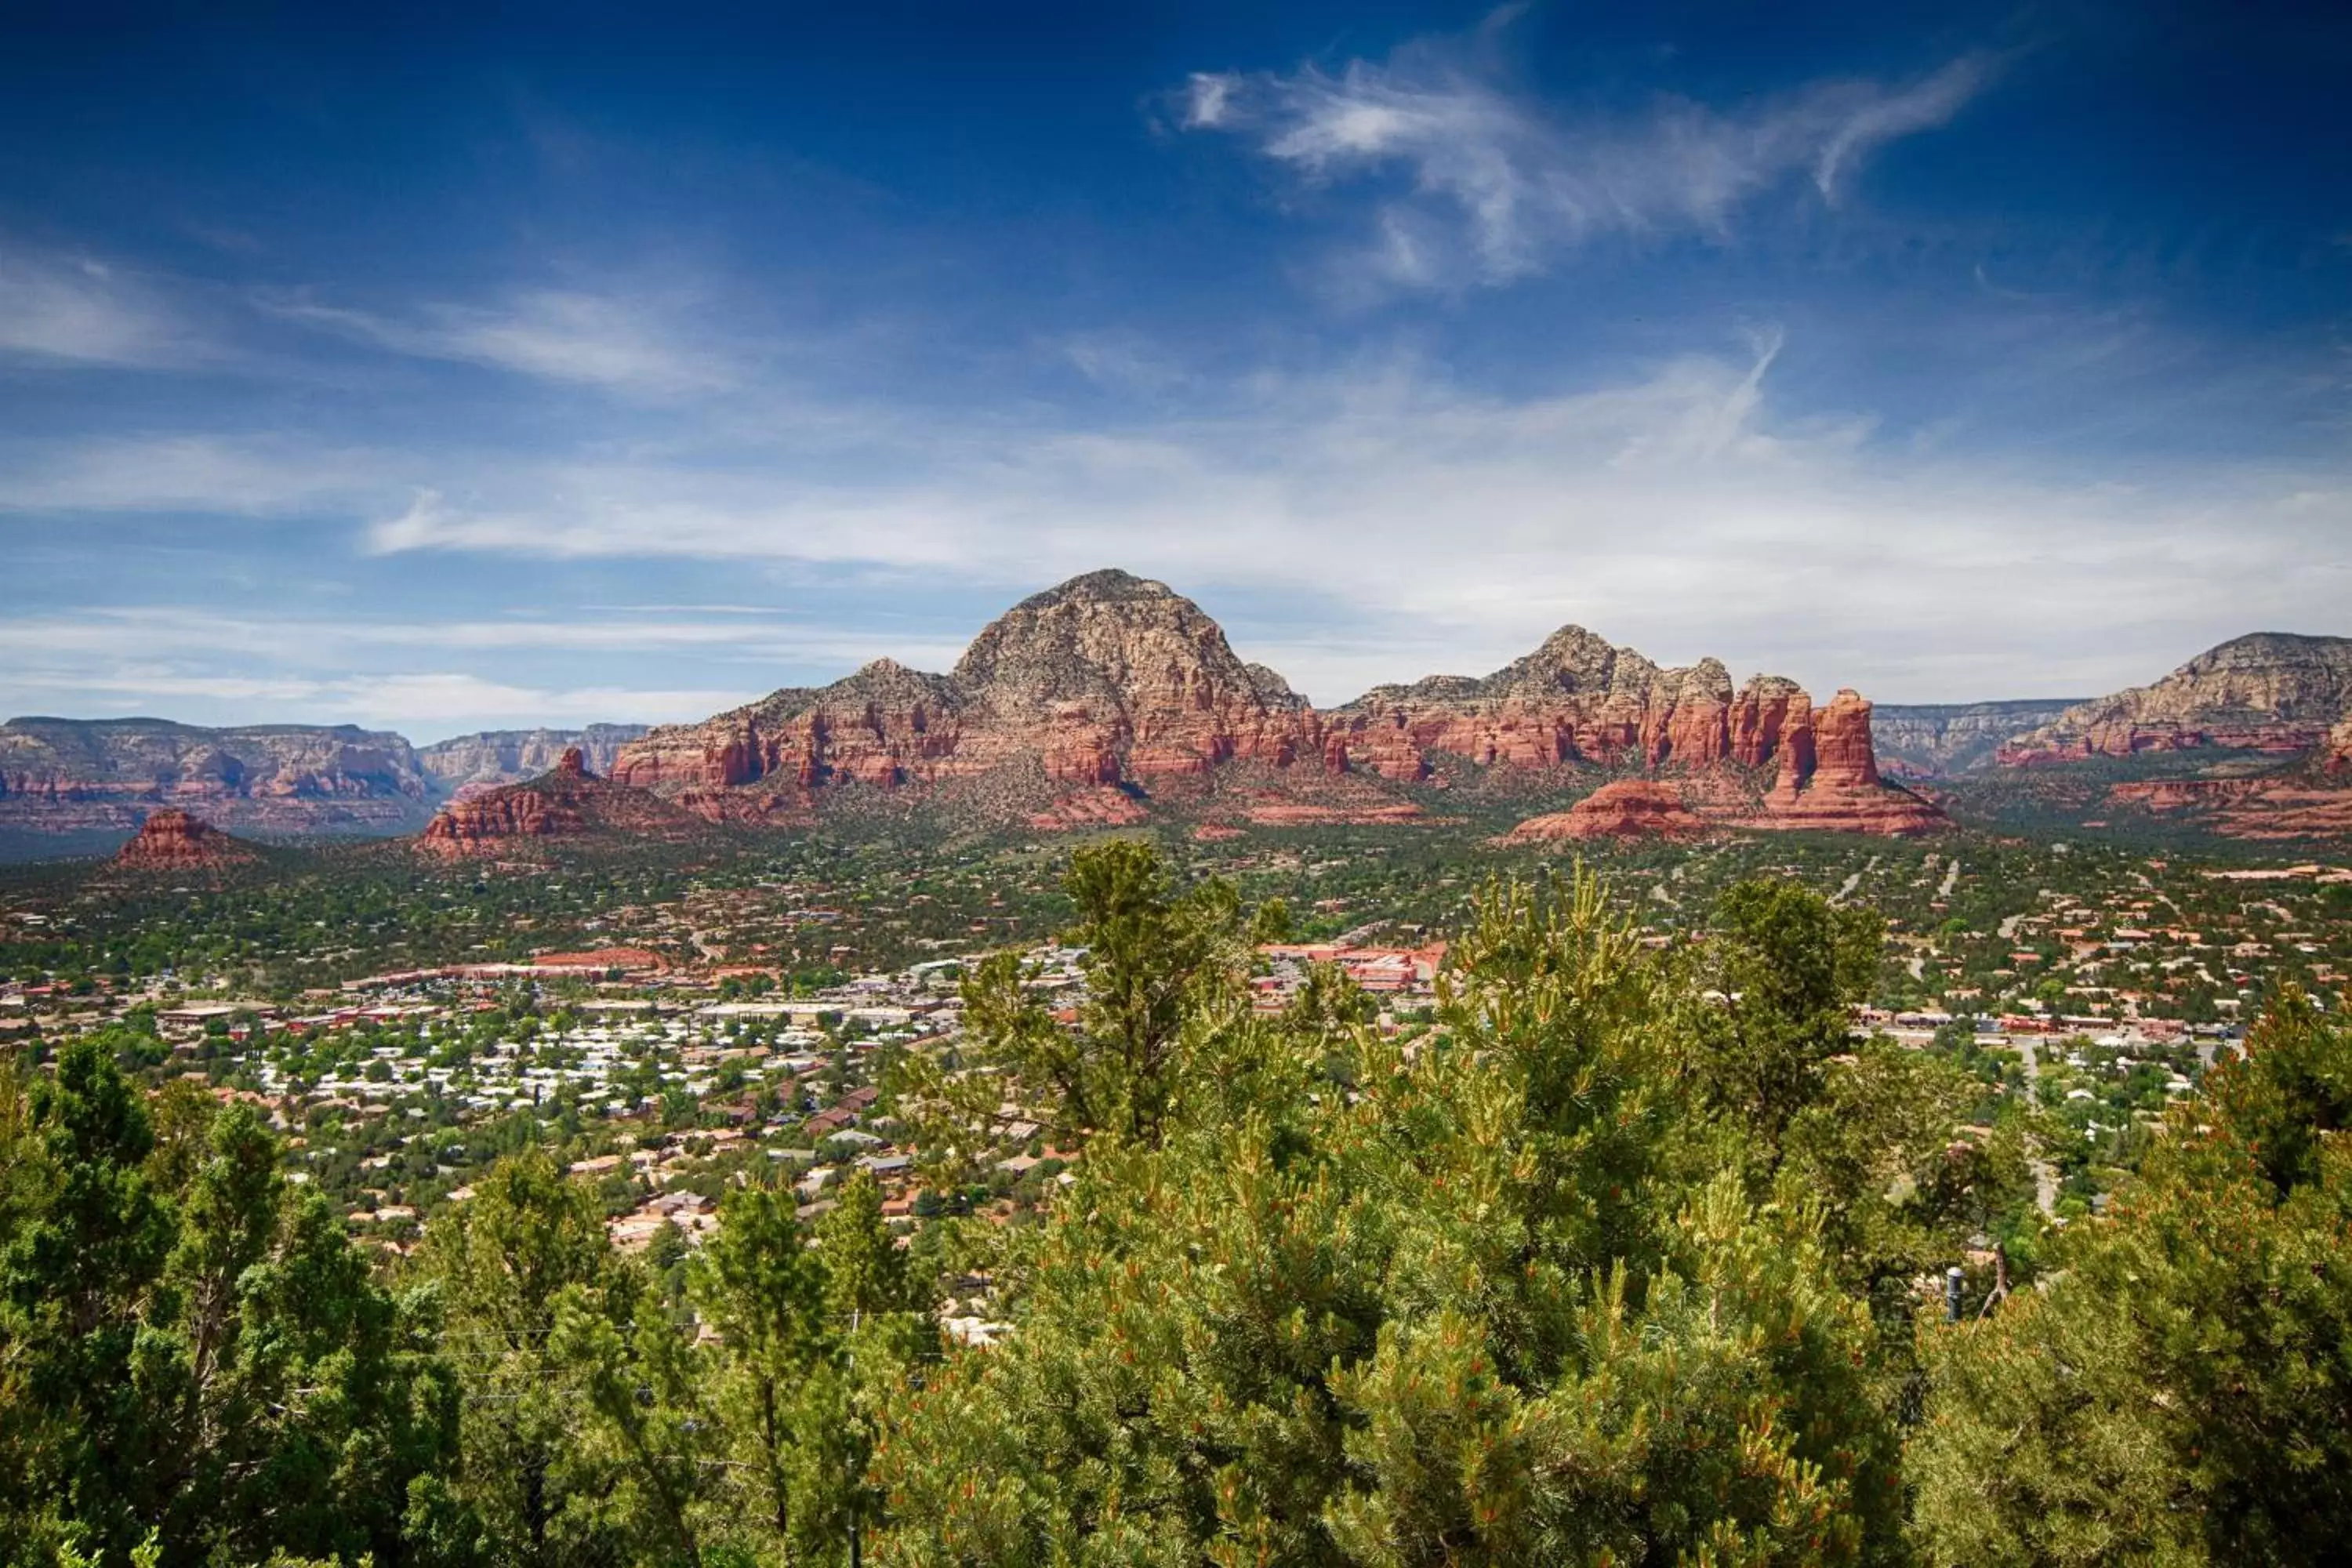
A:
[{"left": 3, "top": 0, "right": 2347, "bottom": 740}]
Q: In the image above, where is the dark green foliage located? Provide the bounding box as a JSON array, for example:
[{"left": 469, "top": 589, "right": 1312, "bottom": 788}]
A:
[
  {"left": 1697, "top": 879, "right": 1886, "bottom": 1163},
  {"left": 3, "top": 844, "right": 2344, "bottom": 1566},
  {"left": 1911, "top": 988, "right": 2352, "bottom": 1567},
  {"left": 2, "top": 1040, "right": 175, "bottom": 1561},
  {"left": 951, "top": 839, "right": 1252, "bottom": 1152},
  {"left": 414, "top": 1150, "right": 637, "bottom": 1566},
  {"left": 868, "top": 870, "right": 1904, "bottom": 1567},
  {"left": 0, "top": 1044, "right": 458, "bottom": 1566}
]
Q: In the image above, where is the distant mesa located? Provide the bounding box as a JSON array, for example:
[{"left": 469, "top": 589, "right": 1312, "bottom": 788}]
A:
[
  {"left": 0, "top": 717, "right": 434, "bottom": 847},
  {"left": 1871, "top": 699, "right": 2082, "bottom": 778},
  {"left": 419, "top": 724, "right": 652, "bottom": 794},
  {"left": 114, "top": 808, "right": 260, "bottom": 872},
  {"left": 418, "top": 747, "right": 706, "bottom": 858},
  {"left": 1991, "top": 633, "right": 2352, "bottom": 841},
  {"left": 613, "top": 568, "right": 1947, "bottom": 838}
]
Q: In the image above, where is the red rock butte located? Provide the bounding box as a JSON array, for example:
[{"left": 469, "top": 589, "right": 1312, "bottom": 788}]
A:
[
  {"left": 419, "top": 747, "right": 704, "bottom": 857},
  {"left": 114, "top": 808, "right": 260, "bottom": 871},
  {"left": 610, "top": 568, "right": 1948, "bottom": 837},
  {"left": 1504, "top": 779, "right": 1711, "bottom": 843}
]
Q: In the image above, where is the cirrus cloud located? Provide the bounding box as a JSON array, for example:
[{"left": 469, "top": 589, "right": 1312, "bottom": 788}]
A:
[{"left": 1178, "top": 15, "right": 1999, "bottom": 294}]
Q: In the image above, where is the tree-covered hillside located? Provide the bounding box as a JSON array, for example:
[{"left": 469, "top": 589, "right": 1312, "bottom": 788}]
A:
[{"left": 3, "top": 844, "right": 2348, "bottom": 1566}]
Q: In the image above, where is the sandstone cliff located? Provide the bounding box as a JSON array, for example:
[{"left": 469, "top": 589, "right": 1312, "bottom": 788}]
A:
[
  {"left": 419, "top": 724, "right": 650, "bottom": 793},
  {"left": 419, "top": 749, "right": 705, "bottom": 858},
  {"left": 2093, "top": 711, "right": 2352, "bottom": 843},
  {"left": 1326, "top": 633, "right": 1831, "bottom": 784},
  {"left": 1872, "top": 699, "right": 2081, "bottom": 776},
  {"left": 0, "top": 717, "right": 435, "bottom": 841},
  {"left": 2001, "top": 633, "right": 2352, "bottom": 763},
  {"left": 1750, "top": 690, "right": 1946, "bottom": 834},
  {"left": 615, "top": 568, "right": 1940, "bottom": 837}
]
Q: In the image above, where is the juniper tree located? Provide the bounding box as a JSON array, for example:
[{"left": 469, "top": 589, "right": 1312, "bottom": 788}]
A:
[
  {"left": 1911, "top": 987, "right": 2352, "bottom": 1567},
  {"left": 867, "top": 869, "right": 1905, "bottom": 1567},
  {"left": 416, "top": 1150, "right": 639, "bottom": 1567}
]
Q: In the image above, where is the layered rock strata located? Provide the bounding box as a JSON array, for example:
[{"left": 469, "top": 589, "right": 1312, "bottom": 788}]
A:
[
  {"left": 419, "top": 725, "right": 651, "bottom": 793},
  {"left": 2097, "top": 716, "right": 2352, "bottom": 841},
  {"left": 1753, "top": 691, "right": 1947, "bottom": 835},
  {"left": 419, "top": 749, "right": 702, "bottom": 857},
  {"left": 0, "top": 717, "right": 434, "bottom": 839},
  {"left": 112, "top": 809, "right": 260, "bottom": 872},
  {"left": 615, "top": 570, "right": 1937, "bottom": 835},
  {"left": 2001, "top": 633, "right": 2352, "bottom": 763}
]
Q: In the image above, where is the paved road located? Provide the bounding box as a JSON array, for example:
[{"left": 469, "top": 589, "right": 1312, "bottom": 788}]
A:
[
  {"left": 1831, "top": 855, "right": 1878, "bottom": 906},
  {"left": 2016, "top": 1036, "right": 2060, "bottom": 1217}
]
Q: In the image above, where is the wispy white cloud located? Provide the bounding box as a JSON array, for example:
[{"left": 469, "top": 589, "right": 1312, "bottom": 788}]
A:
[
  {"left": 328, "top": 332, "right": 2350, "bottom": 704},
  {"left": 1178, "top": 19, "right": 1998, "bottom": 293},
  {"left": 0, "top": 665, "right": 753, "bottom": 741},
  {"left": 0, "top": 244, "right": 203, "bottom": 367},
  {"left": 9, "top": 308, "right": 2343, "bottom": 708},
  {"left": 0, "top": 435, "right": 379, "bottom": 514},
  {"left": 0, "top": 606, "right": 967, "bottom": 672},
  {"left": 1813, "top": 56, "right": 1994, "bottom": 201},
  {"left": 260, "top": 288, "right": 730, "bottom": 397}
]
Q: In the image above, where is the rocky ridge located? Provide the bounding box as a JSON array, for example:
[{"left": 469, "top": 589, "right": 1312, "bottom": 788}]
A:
[
  {"left": 419, "top": 749, "right": 706, "bottom": 858},
  {"left": 1986, "top": 634, "right": 2352, "bottom": 842},
  {"left": 0, "top": 717, "right": 435, "bottom": 840},
  {"left": 615, "top": 569, "right": 1944, "bottom": 837},
  {"left": 2001, "top": 633, "right": 2352, "bottom": 763}
]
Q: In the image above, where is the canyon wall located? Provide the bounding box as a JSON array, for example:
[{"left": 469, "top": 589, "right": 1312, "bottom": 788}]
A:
[
  {"left": 419, "top": 724, "right": 650, "bottom": 793},
  {"left": 0, "top": 717, "right": 435, "bottom": 840},
  {"left": 1871, "top": 699, "right": 2081, "bottom": 776}
]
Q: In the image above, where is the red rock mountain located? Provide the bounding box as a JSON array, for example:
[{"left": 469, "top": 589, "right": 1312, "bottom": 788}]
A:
[
  {"left": 112, "top": 808, "right": 260, "bottom": 872},
  {"left": 2001, "top": 633, "right": 2352, "bottom": 763},
  {"left": 419, "top": 748, "right": 706, "bottom": 858},
  {"left": 614, "top": 569, "right": 1943, "bottom": 837},
  {"left": 1327, "top": 631, "right": 1800, "bottom": 779},
  {"left": 615, "top": 571, "right": 1316, "bottom": 797}
]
